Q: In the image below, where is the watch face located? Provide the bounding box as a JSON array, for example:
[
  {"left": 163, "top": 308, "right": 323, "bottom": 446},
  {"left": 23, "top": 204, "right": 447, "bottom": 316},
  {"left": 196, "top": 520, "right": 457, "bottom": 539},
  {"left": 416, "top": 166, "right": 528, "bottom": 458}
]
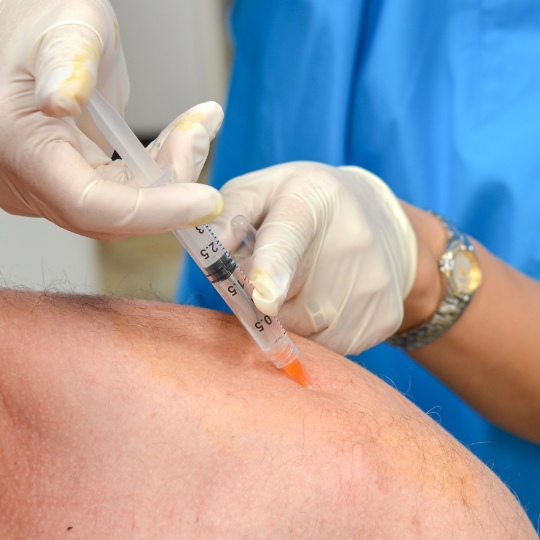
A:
[{"left": 451, "top": 249, "right": 483, "bottom": 295}]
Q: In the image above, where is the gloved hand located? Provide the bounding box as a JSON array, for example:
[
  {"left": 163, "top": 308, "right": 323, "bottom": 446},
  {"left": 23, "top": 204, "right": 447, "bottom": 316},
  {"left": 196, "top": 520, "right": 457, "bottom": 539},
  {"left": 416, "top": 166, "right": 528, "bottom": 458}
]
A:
[
  {"left": 211, "top": 162, "right": 418, "bottom": 355},
  {"left": 0, "top": 0, "right": 223, "bottom": 240}
]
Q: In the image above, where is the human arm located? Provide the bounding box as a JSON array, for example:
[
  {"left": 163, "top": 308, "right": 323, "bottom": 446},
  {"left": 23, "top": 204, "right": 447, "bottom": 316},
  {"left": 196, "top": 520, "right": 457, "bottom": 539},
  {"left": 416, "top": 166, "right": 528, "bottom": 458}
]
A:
[
  {"left": 0, "top": 290, "right": 535, "bottom": 538},
  {"left": 0, "top": 0, "right": 223, "bottom": 241},
  {"left": 399, "top": 204, "right": 540, "bottom": 443},
  {"left": 210, "top": 162, "right": 540, "bottom": 443}
]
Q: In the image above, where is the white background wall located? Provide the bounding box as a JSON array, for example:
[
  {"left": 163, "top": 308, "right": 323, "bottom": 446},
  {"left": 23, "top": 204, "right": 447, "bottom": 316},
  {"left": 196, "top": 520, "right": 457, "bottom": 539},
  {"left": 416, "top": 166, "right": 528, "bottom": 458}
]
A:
[
  {"left": 112, "top": 0, "right": 230, "bottom": 137},
  {"left": 0, "top": 0, "right": 229, "bottom": 293},
  {"left": 0, "top": 215, "right": 100, "bottom": 293}
]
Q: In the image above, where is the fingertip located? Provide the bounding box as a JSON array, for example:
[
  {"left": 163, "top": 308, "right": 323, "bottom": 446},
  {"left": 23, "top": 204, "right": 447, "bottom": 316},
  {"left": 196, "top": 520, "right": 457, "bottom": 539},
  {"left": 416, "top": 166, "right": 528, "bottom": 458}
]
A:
[
  {"left": 154, "top": 104, "right": 224, "bottom": 184},
  {"left": 171, "top": 102, "right": 224, "bottom": 140},
  {"left": 201, "top": 101, "right": 224, "bottom": 139},
  {"left": 185, "top": 190, "right": 224, "bottom": 228},
  {"left": 34, "top": 24, "right": 101, "bottom": 117},
  {"left": 250, "top": 268, "right": 285, "bottom": 317}
]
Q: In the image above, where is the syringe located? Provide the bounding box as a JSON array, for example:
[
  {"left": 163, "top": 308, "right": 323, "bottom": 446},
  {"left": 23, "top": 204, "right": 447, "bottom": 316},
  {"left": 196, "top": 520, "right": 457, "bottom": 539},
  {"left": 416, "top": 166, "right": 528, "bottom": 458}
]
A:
[{"left": 87, "top": 91, "right": 311, "bottom": 389}]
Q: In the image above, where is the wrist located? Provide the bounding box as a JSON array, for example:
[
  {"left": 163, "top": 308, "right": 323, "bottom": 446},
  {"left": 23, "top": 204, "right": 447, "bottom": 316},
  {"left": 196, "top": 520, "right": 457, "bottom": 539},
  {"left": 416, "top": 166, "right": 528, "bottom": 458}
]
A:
[
  {"left": 396, "top": 204, "right": 447, "bottom": 333},
  {"left": 389, "top": 208, "right": 483, "bottom": 351}
]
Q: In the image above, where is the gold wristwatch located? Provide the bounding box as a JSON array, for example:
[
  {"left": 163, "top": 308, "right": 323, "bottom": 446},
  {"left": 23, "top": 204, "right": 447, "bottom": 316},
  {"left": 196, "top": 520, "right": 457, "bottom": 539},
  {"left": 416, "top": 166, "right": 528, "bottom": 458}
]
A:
[{"left": 386, "top": 212, "right": 483, "bottom": 351}]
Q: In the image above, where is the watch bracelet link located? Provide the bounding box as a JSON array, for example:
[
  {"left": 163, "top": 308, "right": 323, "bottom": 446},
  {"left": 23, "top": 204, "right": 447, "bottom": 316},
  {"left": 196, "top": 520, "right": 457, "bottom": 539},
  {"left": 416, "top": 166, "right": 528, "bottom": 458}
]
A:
[
  {"left": 386, "top": 295, "right": 469, "bottom": 351},
  {"left": 386, "top": 212, "right": 481, "bottom": 352}
]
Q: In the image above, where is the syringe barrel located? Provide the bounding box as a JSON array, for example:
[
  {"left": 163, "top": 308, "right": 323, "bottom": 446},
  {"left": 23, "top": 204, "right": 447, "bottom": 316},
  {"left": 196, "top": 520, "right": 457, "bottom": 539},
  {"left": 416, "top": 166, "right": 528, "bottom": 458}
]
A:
[{"left": 174, "top": 226, "right": 298, "bottom": 369}]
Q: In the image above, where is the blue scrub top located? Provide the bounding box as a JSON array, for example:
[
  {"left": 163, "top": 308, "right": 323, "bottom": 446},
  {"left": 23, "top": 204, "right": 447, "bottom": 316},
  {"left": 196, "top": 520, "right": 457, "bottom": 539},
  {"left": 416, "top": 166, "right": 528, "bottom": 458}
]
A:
[{"left": 177, "top": 0, "right": 540, "bottom": 526}]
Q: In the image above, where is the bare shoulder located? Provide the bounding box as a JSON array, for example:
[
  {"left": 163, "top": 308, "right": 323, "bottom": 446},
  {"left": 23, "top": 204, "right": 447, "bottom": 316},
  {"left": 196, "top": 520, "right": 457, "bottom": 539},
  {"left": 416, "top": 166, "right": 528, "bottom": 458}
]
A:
[{"left": 0, "top": 291, "right": 536, "bottom": 538}]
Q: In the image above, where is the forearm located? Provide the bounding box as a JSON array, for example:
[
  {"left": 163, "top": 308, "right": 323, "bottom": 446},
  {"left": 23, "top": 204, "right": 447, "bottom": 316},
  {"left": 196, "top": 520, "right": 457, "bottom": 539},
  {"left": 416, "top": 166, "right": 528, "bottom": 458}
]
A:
[{"left": 400, "top": 204, "right": 540, "bottom": 443}]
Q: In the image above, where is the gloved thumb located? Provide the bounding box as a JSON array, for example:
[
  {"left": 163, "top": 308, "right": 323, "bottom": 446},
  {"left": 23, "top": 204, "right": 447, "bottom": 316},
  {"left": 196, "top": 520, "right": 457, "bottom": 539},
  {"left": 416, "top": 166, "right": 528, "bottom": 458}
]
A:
[
  {"left": 247, "top": 197, "right": 317, "bottom": 317},
  {"left": 34, "top": 23, "right": 104, "bottom": 117},
  {"left": 212, "top": 165, "right": 322, "bottom": 317}
]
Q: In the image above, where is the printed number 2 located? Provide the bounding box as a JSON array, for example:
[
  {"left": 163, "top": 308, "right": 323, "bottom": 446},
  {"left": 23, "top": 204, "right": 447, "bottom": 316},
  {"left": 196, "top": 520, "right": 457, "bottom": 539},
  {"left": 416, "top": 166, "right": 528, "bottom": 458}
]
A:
[{"left": 200, "top": 242, "right": 218, "bottom": 260}]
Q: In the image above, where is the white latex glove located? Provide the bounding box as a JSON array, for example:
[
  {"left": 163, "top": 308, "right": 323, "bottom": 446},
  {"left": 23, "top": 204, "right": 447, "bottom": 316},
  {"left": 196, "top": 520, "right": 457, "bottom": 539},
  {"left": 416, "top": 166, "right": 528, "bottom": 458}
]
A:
[
  {"left": 211, "top": 162, "right": 418, "bottom": 355},
  {"left": 0, "top": 0, "right": 223, "bottom": 240}
]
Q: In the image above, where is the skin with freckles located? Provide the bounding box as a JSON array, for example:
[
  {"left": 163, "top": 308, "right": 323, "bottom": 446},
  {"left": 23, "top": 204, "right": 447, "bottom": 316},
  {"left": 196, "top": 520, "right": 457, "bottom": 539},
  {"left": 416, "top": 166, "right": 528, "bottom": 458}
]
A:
[{"left": 0, "top": 291, "right": 535, "bottom": 539}]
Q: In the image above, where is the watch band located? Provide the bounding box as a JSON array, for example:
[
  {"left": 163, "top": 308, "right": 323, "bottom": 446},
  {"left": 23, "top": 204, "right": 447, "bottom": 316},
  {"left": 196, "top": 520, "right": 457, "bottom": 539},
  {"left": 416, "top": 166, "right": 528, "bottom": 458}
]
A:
[{"left": 386, "top": 213, "right": 481, "bottom": 351}]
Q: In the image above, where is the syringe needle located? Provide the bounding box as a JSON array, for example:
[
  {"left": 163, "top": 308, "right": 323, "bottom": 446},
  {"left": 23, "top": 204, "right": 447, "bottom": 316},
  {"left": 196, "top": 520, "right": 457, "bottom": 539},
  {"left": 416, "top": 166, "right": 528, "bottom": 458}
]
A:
[{"left": 283, "top": 358, "right": 312, "bottom": 389}]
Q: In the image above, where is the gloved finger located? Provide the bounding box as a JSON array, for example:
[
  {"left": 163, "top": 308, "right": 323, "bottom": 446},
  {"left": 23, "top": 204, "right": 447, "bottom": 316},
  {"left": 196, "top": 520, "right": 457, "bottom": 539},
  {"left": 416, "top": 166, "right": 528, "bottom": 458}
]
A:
[
  {"left": 28, "top": 140, "right": 222, "bottom": 239},
  {"left": 247, "top": 186, "right": 319, "bottom": 317},
  {"left": 76, "top": 178, "right": 223, "bottom": 237},
  {"left": 148, "top": 102, "right": 224, "bottom": 185},
  {"left": 34, "top": 24, "right": 104, "bottom": 117}
]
